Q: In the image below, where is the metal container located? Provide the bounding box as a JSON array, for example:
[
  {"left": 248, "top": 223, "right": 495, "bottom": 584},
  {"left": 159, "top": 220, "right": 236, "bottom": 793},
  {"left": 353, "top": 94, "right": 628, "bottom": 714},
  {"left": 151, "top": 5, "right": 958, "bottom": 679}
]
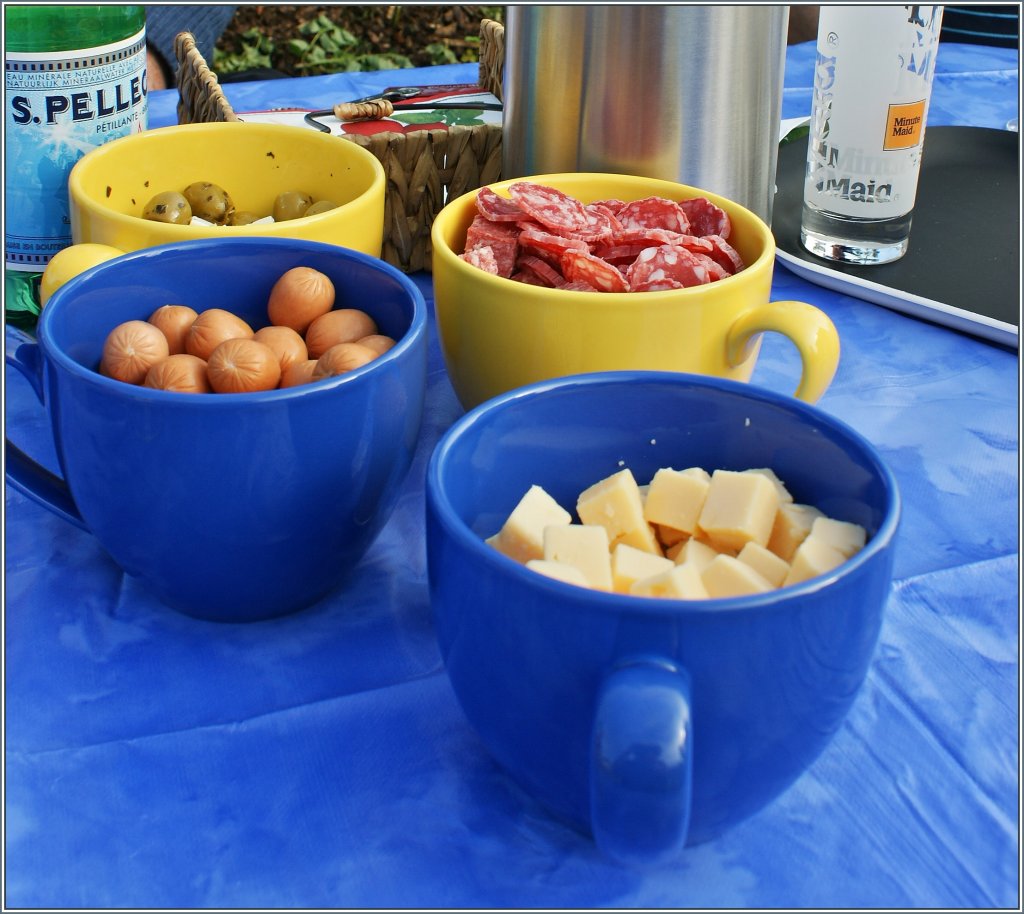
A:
[{"left": 501, "top": 5, "right": 789, "bottom": 223}]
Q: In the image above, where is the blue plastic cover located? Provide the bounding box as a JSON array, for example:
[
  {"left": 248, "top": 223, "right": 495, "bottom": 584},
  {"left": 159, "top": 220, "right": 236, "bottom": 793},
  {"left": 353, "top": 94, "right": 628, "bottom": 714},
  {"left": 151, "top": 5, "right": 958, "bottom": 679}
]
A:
[{"left": 5, "top": 47, "right": 1019, "bottom": 908}]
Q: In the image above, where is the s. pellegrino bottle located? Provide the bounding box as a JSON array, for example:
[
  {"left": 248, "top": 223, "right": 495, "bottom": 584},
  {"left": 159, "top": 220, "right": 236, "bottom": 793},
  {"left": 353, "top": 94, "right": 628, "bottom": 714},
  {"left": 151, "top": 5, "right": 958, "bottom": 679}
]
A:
[{"left": 5, "top": 5, "right": 147, "bottom": 328}]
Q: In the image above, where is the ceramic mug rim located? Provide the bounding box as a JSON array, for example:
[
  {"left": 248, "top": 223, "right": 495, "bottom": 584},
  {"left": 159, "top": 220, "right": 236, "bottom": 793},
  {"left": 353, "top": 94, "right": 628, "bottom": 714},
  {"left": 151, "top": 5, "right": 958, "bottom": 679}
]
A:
[
  {"left": 68, "top": 121, "right": 386, "bottom": 241},
  {"left": 36, "top": 236, "right": 428, "bottom": 406},
  {"left": 427, "top": 370, "right": 901, "bottom": 618}
]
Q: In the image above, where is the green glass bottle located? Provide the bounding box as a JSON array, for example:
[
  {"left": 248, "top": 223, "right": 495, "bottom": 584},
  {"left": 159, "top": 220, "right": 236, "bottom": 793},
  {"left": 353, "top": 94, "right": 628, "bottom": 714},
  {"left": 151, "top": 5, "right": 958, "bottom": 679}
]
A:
[{"left": 5, "top": 5, "right": 147, "bottom": 329}]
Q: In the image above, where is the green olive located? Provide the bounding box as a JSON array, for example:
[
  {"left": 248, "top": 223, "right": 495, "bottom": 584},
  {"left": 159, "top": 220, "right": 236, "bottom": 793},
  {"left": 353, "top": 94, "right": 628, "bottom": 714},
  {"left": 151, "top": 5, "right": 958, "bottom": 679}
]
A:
[
  {"left": 228, "top": 210, "right": 260, "bottom": 226},
  {"left": 183, "top": 181, "right": 235, "bottom": 225},
  {"left": 273, "top": 190, "right": 314, "bottom": 222},
  {"left": 303, "top": 199, "right": 340, "bottom": 217},
  {"left": 142, "top": 191, "right": 192, "bottom": 225}
]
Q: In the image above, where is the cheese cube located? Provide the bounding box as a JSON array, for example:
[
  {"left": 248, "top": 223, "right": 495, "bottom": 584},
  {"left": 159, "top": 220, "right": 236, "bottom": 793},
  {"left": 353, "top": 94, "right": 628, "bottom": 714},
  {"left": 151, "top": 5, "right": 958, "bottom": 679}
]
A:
[
  {"left": 671, "top": 536, "right": 719, "bottom": 572},
  {"left": 643, "top": 466, "right": 711, "bottom": 536},
  {"left": 525, "top": 559, "right": 590, "bottom": 588},
  {"left": 656, "top": 524, "right": 688, "bottom": 549},
  {"left": 611, "top": 543, "right": 674, "bottom": 593},
  {"left": 489, "top": 484, "right": 572, "bottom": 563},
  {"left": 736, "top": 541, "right": 790, "bottom": 588},
  {"left": 697, "top": 470, "right": 780, "bottom": 553},
  {"left": 767, "top": 502, "right": 825, "bottom": 562},
  {"left": 576, "top": 468, "right": 661, "bottom": 554},
  {"left": 744, "top": 468, "right": 794, "bottom": 504},
  {"left": 543, "top": 524, "right": 613, "bottom": 591},
  {"left": 702, "top": 554, "right": 774, "bottom": 598},
  {"left": 783, "top": 536, "right": 847, "bottom": 586},
  {"left": 809, "top": 516, "right": 867, "bottom": 559},
  {"left": 630, "top": 562, "right": 709, "bottom": 600}
]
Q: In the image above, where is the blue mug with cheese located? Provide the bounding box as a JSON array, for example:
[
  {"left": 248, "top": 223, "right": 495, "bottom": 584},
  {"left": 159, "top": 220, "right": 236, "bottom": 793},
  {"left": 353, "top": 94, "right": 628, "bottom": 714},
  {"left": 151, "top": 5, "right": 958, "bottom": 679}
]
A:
[{"left": 425, "top": 371, "right": 900, "bottom": 864}]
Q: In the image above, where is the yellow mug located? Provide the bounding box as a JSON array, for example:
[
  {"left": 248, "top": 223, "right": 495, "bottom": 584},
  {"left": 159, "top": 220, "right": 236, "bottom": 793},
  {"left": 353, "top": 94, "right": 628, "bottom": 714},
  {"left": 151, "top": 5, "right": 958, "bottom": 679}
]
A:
[
  {"left": 67, "top": 122, "right": 385, "bottom": 258},
  {"left": 431, "top": 173, "right": 840, "bottom": 411}
]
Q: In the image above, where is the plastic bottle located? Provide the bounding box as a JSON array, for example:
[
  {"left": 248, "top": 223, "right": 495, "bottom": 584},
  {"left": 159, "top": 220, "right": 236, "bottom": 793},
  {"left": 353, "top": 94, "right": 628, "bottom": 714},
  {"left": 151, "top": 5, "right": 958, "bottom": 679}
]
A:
[
  {"left": 799, "top": 5, "right": 944, "bottom": 265},
  {"left": 5, "top": 5, "right": 147, "bottom": 327}
]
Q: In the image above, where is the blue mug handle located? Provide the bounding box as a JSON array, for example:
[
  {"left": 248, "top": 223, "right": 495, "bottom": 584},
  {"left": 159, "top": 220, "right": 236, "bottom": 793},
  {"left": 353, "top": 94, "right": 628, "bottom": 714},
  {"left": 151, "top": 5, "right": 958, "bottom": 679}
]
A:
[
  {"left": 5, "top": 325, "right": 86, "bottom": 529},
  {"left": 590, "top": 655, "right": 693, "bottom": 865}
]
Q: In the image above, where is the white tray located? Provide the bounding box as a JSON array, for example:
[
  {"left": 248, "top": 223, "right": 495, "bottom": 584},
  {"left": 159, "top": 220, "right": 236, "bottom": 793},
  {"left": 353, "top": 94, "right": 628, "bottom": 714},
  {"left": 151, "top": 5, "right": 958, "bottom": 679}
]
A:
[{"left": 771, "top": 126, "right": 1019, "bottom": 349}]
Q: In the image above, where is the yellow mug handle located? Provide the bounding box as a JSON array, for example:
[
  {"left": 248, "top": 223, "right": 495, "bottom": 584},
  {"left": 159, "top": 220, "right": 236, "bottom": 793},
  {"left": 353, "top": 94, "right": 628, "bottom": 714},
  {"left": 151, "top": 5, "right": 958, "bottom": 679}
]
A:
[{"left": 726, "top": 300, "right": 841, "bottom": 404}]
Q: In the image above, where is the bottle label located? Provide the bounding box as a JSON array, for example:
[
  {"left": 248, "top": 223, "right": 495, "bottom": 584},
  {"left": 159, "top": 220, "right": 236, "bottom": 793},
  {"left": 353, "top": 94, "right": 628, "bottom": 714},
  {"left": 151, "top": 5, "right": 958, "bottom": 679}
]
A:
[
  {"left": 803, "top": 6, "right": 943, "bottom": 220},
  {"left": 5, "top": 27, "right": 148, "bottom": 271}
]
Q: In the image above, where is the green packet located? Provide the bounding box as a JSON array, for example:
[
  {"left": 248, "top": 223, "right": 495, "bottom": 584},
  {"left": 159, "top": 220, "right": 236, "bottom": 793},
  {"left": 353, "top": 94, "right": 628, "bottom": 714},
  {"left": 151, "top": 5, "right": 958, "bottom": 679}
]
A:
[{"left": 6, "top": 270, "right": 41, "bottom": 331}]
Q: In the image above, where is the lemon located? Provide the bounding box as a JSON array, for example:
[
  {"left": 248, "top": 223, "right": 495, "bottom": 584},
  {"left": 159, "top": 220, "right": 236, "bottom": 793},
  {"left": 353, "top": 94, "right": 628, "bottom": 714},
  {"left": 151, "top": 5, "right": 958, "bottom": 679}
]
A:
[{"left": 40, "top": 243, "right": 124, "bottom": 307}]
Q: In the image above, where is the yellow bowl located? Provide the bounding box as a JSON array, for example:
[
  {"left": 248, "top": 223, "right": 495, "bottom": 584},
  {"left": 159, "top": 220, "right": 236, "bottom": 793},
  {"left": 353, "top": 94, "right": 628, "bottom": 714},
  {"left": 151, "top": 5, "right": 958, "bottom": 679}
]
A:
[
  {"left": 68, "top": 122, "right": 385, "bottom": 257},
  {"left": 431, "top": 173, "right": 840, "bottom": 410}
]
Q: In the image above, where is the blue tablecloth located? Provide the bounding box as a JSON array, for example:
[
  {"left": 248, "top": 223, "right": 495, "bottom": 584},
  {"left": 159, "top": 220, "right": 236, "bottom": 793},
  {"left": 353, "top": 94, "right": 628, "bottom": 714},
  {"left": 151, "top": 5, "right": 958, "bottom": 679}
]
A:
[{"left": 6, "top": 41, "right": 1019, "bottom": 908}]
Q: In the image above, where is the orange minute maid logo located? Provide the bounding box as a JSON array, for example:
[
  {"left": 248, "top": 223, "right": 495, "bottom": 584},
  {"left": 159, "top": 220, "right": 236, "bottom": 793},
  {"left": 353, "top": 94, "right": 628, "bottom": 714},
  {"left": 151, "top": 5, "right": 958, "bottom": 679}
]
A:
[
  {"left": 884, "top": 99, "right": 926, "bottom": 150},
  {"left": 884, "top": 5, "right": 940, "bottom": 151}
]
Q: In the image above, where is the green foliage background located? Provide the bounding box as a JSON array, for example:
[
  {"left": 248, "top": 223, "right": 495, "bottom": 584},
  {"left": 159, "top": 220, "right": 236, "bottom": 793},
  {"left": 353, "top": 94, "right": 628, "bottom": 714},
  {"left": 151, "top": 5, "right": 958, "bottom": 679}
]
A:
[{"left": 214, "top": 7, "right": 504, "bottom": 76}]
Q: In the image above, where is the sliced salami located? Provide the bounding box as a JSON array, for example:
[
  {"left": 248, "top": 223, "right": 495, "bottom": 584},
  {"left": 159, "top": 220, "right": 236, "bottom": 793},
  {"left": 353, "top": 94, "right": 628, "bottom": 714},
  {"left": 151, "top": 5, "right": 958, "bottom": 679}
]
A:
[
  {"left": 518, "top": 221, "right": 590, "bottom": 259},
  {"left": 616, "top": 196, "right": 691, "bottom": 235},
  {"left": 590, "top": 242, "right": 649, "bottom": 266},
  {"left": 509, "top": 181, "right": 589, "bottom": 233},
  {"left": 608, "top": 226, "right": 686, "bottom": 248},
  {"left": 476, "top": 186, "right": 526, "bottom": 222},
  {"left": 464, "top": 184, "right": 745, "bottom": 291},
  {"left": 459, "top": 245, "right": 500, "bottom": 275},
  {"left": 517, "top": 254, "right": 566, "bottom": 288},
  {"left": 490, "top": 241, "right": 520, "bottom": 278},
  {"left": 586, "top": 202, "right": 624, "bottom": 227},
  {"left": 511, "top": 269, "right": 549, "bottom": 287},
  {"left": 561, "top": 250, "right": 630, "bottom": 293},
  {"left": 670, "top": 234, "right": 716, "bottom": 255},
  {"left": 703, "top": 234, "right": 745, "bottom": 274},
  {"left": 515, "top": 238, "right": 567, "bottom": 273},
  {"left": 465, "top": 215, "right": 520, "bottom": 277},
  {"left": 465, "top": 213, "right": 520, "bottom": 246},
  {"left": 591, "top": 198, "right": 627, "bottom": 216},
  {"left": 559, "top": 203, "right": 621, "bottom": 244},
  {"left": 678, "top": 197, "right": 732, "bottom": 239},
  {"left": 690, "top": 251, "right": 732, "bottom": 282},
  {"left": 625, "top": 244, "right": 712, "bottom": 289},
  {"left": 631, "top": 276, "right": 687, "bottom": 292}
]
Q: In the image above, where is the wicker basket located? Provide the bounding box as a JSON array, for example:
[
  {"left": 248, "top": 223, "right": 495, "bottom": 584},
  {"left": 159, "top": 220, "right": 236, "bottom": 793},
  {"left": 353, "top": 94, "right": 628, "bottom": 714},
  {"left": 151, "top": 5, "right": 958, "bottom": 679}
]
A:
[
  {"left": 173, "top": 21, "right": 506, "bottom": 273},
  {"left": 478, "top": 18, "right": 505, "bottom": 102}
]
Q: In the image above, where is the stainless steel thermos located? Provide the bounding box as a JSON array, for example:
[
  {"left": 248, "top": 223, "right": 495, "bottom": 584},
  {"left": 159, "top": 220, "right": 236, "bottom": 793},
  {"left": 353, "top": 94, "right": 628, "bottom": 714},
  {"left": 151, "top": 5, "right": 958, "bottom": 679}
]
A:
[{"left": 500, "top": 5, "right": 789, "bottom": 224}]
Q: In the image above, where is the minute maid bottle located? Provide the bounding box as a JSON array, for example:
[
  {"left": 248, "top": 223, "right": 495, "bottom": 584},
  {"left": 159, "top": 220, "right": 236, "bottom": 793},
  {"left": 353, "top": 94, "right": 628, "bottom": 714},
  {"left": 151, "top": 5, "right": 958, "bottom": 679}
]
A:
[
  {"left": 5, "top": 5, "right": 147, "bottom": 328},
  {"left": 799, "top": 5, "right": 944, "bottom": 266}
]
